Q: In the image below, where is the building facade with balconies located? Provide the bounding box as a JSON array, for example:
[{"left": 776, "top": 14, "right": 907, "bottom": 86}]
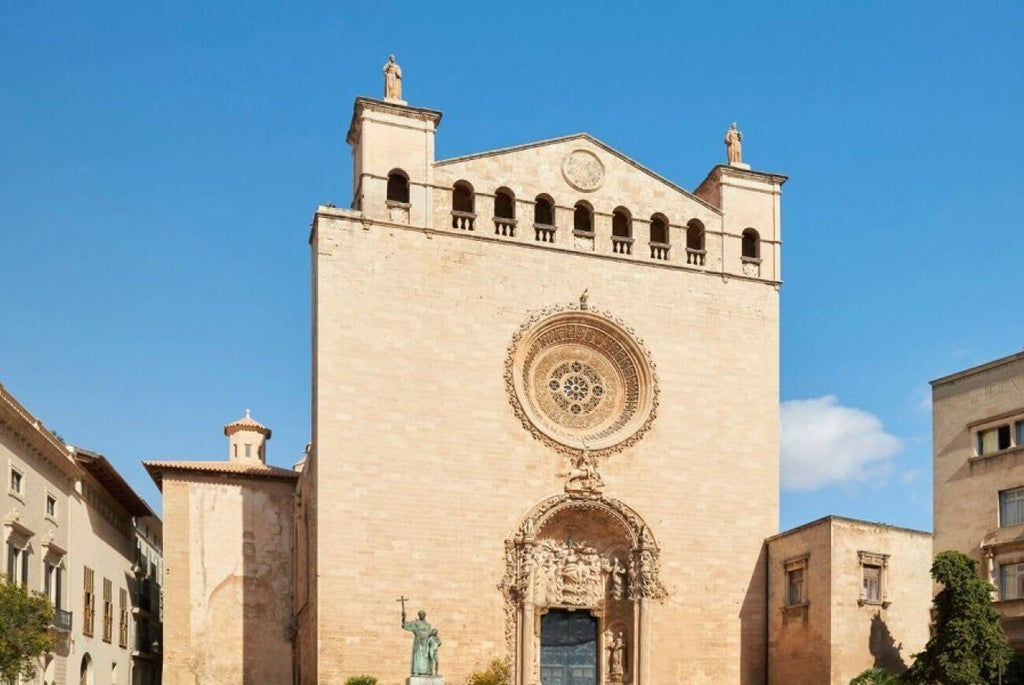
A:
[
  {"left": 1, "top": 380, "right": 161, "bottom": 685},
  {"left": 932, "top": 351, "right": 1024, "bottom": 652},
  {"left": 1, "top": 382, "right": 76, "bottom": 684}
]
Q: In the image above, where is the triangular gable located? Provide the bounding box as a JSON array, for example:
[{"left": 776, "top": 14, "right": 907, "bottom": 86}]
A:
[{"left": 435, "top": 133, "right": 722, "bottom": 215}]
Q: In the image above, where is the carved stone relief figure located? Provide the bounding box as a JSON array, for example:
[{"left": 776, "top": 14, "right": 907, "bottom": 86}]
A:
[
  {"left": 531, "top": 539, "right": 604, "bottom": 607},
  {"left": 563, "top": 443, "right": 605, "bottom": 498},
  {"left": 603, "top": 556, "right": 627, "bottom": 600},
  {"left": 605, "top": 630, "right": 625, "bottom": 682}
]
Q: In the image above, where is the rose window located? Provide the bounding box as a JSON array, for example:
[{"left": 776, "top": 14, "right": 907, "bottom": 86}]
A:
[{"left": 506, "top": 309, "right": 658, "bottom": 454}]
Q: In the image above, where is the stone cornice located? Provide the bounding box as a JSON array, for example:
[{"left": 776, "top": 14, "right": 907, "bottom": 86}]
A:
[
  {"left": 0, "top": 383, "right": 79, "bottom": 481},
  {"left": 346, "top": 96, "right": 444, "bottom": 145}
]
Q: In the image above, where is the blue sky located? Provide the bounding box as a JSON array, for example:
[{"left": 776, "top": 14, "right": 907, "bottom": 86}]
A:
[{"left": 2, "top": 3, "right": 1022, "bottom": 533}]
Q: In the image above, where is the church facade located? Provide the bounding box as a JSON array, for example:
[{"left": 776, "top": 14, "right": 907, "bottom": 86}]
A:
[
  {"left": 296, "top": 78, "right": 785, "bottom": 684},
  {"left": 142, "top": 63, "right": 949, "bottom": 685}
]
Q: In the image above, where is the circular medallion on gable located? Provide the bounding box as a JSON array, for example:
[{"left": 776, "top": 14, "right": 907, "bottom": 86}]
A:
[
  {"left": 562, "top": 149, "right": 605, "bottom": 192},
  {"left": 506, "top": 307, "right": 658, "bottom": 456}
]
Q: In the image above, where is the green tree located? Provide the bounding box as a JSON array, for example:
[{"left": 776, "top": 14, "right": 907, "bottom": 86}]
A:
[
  {"left": 465, "top": 658, "right": 512, "bottom": 685},
  {"left": 0, "top": 577, "right": 55, "bottom": 682},
  {"left": 903, "top": 550, "right": 1012, "bottom": 685},
  {"left": 850, "top": 667, "right": 900, "bottom": 685}
]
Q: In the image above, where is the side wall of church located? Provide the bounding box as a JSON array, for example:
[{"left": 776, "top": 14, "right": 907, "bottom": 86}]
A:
[
  {"left": 295, "top": 453, "right": 319, "bottom": 685},
  {"left": 161, "top": 475, "right": 295, "bottom": 685},
  {"left": 311, "top": 208, "right": 779, "bottom": 684}
]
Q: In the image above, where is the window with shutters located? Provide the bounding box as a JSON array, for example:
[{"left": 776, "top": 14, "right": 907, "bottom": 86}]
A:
[
  {"left": 118, "top": 587, "right": 129, "bottom": 648},
  {"left": 102, "top": 577, "right": 113, "bottom": 642},
  {"left": 83, "top": 567, "right": 95, "bottom": 636}
]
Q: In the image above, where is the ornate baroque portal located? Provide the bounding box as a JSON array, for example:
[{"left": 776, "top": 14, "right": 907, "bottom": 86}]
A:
[{"left": 500, "top": 494, "right": 667, "bottom": 685}]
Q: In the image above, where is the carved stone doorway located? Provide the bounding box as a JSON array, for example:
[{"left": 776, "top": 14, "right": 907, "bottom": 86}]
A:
[
  {"left": 501, "top": 494, "right": 666, "bottom": 685},
  {"left": 540, "top": 609, "right": 598, "bottom": 685}
]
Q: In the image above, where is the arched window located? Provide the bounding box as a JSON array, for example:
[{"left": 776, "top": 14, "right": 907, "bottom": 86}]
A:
[
  {"left": 534, "top": 194, "right": 556, "bottom": 243},
  {"left": 573, "top": 202, "right": 593, "bottom": 234},
  {"left": 649, "top": 214, "right": 670, "bottom": 260},
  {"left": 494, "top": 187, "right": 516, "bottom": 237},
  {"left": 686, "top": 219, "right": 705, "bottom": 266},
  {"left": 494, "top": 188, "right": 515, "bottom": 220},
  {"left": 649, "top": 214, "right": 669, "bottom": 244},
  {"left": 451, "top": 181, "right": 475, "bottom": 230},
  {"left": 386, "top": 170, "right": 409, "bottom": 204},
  {"left": 742, "top": 228, "right": 760, "bottom": 259},
  {"left": 611, "top": 208, "right": 633, "bottom": 254},
  {"left": 612, "top": 208, "right": 632, "bottom": 238},
  {"left": 534, "top": 195, "right": 554, "bottom": 225}
]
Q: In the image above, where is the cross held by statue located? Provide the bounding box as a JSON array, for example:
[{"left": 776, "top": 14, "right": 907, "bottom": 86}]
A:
[{"left": 396, "top": 595, "right": 409, "bottom": 615}]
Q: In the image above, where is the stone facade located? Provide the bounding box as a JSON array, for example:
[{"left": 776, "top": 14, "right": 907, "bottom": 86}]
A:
[
  {"left": 766, "top": 516, "right": 932, "bottom": 685},
  {"left": 299, "top": 91, "right": 785, "bottom": 685},
  {"left": 145, "top": 414, "right": 297, "bottom": 685},
  {"left": 932, "top": 351, "right": 1024, "bottom": 651}
]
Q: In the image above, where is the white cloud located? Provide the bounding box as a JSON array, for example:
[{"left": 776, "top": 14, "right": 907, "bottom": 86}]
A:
[{"left": 781, "top": 395, "right": 903, "bottom": 491}]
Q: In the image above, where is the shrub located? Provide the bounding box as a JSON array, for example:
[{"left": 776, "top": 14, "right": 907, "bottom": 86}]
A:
[
  {"left": 465, "top": 658, "right": 512, "bottom": 685},
  {"left": 344, "top": 676, "right": 377, "bottom": 685},
  {"left": 849, "top": 668, "right": 899, "bottom": 685}
]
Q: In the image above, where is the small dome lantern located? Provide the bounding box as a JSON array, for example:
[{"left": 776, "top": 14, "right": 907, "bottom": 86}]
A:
[{"left": 224, "top": 409, "right": 271, "bottom": 464}]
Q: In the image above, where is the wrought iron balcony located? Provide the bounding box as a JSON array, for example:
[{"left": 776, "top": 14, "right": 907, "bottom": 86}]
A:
[{"left": 51, "top": 608, "right": 72, "bottom": 632}]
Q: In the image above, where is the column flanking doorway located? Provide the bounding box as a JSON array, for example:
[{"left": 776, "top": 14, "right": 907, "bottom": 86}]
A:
[{"left": 540, "top": 609, "right": 597, "bottom": 685}]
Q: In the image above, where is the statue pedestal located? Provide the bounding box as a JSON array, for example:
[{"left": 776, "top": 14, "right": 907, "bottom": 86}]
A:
[
  {"left": 407, "top": 677, "right": 444, "bottom": 685},
  {"left": 728, "top": 161, "right": 751, "bottom": 170}
]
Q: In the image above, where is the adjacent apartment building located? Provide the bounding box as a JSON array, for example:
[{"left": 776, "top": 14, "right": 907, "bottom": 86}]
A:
[
  {"left": 1, "top": 381, "right": 163, "bottom": 685},
  {"left": 933, "top": 350, "right": 1024, "bottom": 652}
]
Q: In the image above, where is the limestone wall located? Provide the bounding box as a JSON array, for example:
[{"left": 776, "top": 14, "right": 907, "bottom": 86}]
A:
[
  {"left": 311, "top": 206, "right": 779, "bottom": 684},
  {"left": 767, "top": 519, "right": 831, "bottom": 685},
  {"left": 827, "top": 519, "right": 931, "bottom": 684},
  {"left": 767, "top": 517, "right": 932, "bottom": 685},
  {"left": 161, "top": 474, "right": 295, "bottom": 685}
]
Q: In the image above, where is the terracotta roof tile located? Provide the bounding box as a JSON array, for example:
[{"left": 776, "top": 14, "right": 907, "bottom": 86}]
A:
[{"left": 143, "top": 460, "right": 299, "bottom": 489}]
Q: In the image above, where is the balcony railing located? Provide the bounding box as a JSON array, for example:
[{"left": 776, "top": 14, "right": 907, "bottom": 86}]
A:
[
  {"left": 534, "top": 223, "right": 556, "bottom": 243},
  {"left": 649, "top": 242, "right": 670, "bottom": 261},
  {"left": 611, "top": 236, "right": 634, "bottom": 255},
  {"left": 451, "top": 210, "right": 476, "bottom": 231},
  {"left": 493, "top": 217, "right": 516, "bottom": 237},
  {"left": 133, "top": 591, "right": 152, "bottom": 614},
  {"left": 686, "top": 247, "right": 706, "bottom": 266},
  {"left": 51, "top": 608, "right": 72, "bottom": 632}
]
